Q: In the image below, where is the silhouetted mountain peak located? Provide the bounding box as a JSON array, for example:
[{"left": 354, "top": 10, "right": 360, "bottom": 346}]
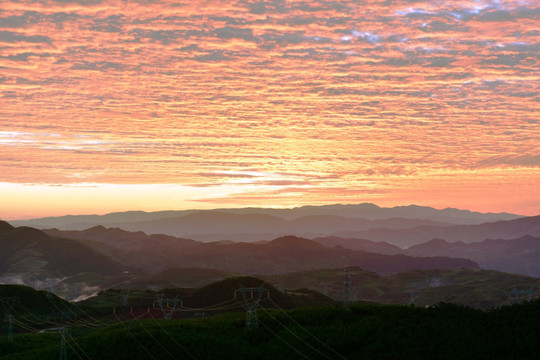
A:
[
  {"left": 268, "top": 235, "right": 323, "bottom": 248},
  {"left": 85, "top": 225, "right": 108, "bottom": 233},
  {"left": 6, "top": 226, "right": 50, "bottom": 241},
  {"left": 426, "top": 238, "right": 450, "bottom": 245},
  {"left": 0, "top": 220, "right": 15, "bottom": 234}
]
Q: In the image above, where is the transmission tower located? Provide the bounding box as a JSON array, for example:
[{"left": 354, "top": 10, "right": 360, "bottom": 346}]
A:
[
  {"left": 39, "top": 327, "right": 67, "bottom": 360},
  {"left": 29, "top": 275, "right": 39, "bottom": 289},
  {"left": 352, "top": 286, "right": 360, "bottom": 302},
  {"left": 46, "top": 279, "right": 56, "bottom": 299},
  {"left": 235, "top": 284, "right": 269, "bottom": 329},
  {"left": 510, "top": 286, "right": 535, "bottom": 304},
  {"left": 344, "top": 268, "right": 351, "bottom": 309},
  {"left": 122, "top": 289, "right": 131, "bottom": 306},
  {"left": 71, "top": 283, "right": 79, "bottom": 301},
  {"left": 7, "top": 314, "right": 13, "bottom": 343},
  {"left": 278, "top": 276, "right": 285, "bottom": 292},
  {"left": 1, "top": 296, "right": 17, "bottom": 343},
  {"left": 409, "top": 289, "right": 418, "bottom": 306},
  {"left": 155, "top": 293, "right": 181, "bottom": 319},
  {"left": 59, "top": 327, "right": 67, "bottom": 360}
]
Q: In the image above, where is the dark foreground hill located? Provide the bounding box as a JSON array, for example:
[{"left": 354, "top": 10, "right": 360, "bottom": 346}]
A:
[
  {"left": 0, "top": 284, "right": 75, "bottom": 317},
  {"left": 259, "top": 267, "right": 540, "bottom": 310},
  {"left": 1, "top": 296, "right": 539, "bottom": 360}
]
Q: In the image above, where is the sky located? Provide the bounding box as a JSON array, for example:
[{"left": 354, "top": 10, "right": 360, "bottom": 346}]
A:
[{"left": 0, "top": 0, "right": 538, "bottom": 220}]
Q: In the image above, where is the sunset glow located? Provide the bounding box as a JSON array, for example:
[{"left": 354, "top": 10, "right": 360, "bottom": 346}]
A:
[{"left": 1, "top": 0, "right": 538, "bottom": 219}]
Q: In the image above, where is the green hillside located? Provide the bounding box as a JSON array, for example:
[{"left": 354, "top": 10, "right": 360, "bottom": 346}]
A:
[
  {"left": 1, "top": 300, "right": 539, "bottom": 360},
  {"left": 260, "top": 267, "right": 540, "bottom": 309},
  {"left": 77, "top": 276, "right": 335, "bottom": 315}
]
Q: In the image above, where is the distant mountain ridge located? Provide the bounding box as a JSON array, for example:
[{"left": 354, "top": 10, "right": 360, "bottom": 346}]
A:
[
  {"left": 332, "top": 215, "right": 540, "bottom": 247},
  {"left": 4, "top": 220, "right": 539, "bottom": 305},
  {"left": 9, "top": 204, "right": 527, "bottom": 243},
  {"left": 9, "top": 203, "right": 523, "bottom": 230},
  {"left": 404, "top": 235, "right": 540, "bottom": 277}
]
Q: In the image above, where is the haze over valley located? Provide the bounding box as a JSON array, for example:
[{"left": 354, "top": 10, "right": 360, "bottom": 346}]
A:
[{"left": 2, "top": 203, "right": 539, "bottom": 303}]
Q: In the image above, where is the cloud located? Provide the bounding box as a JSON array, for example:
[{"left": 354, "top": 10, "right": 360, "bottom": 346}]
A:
[
  {"left": 0, "top": 31, "right": 51, "bottom": 43},
  {"left": 51, "top": 0, "right": 104, "bottom": 5},
  {"left": 192, "top": 50, "right": 231, "bottom": 62},
  {"left": 420, "top": 20, "right": 470, "bottom": 33},
  {"left": 0, "top": 12, "right": 42, "bottom": 28},
  {"left": 241, "top": 0, "right": 289, "bottom": 15},
  {"left": 481, "top": 54, "right": 532, "bottom": 67},
  {"left": 198, "top": 172, "right": 257, "bottom": 179},
  {"left": 475, "top": 155, "right": 540, "bottom": 168},
  {"left": 1, "top": 52, "right": 52, "bottom": 61},
  {"left": 0, "top": 0, "right": 538, "bottom": 215},
  {"left": 214, "top": 26, "right": 257, "bottom": 42},
  {"left": 89, "top": 15, "right": 125, "bottom": 33},
  {"left": 71, "top": 61, "right": 124, "bottom": 70},
  {"left": 130, "top": 29, "right": 184, "bottom": 44}
]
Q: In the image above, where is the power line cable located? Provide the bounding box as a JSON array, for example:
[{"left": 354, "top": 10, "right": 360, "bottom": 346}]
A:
[
  {"left": 268, "top": 299, "right": 349, "bottom": 360},
  {"left": 260, "top": 307, "right": 335, "bottom": 360}
]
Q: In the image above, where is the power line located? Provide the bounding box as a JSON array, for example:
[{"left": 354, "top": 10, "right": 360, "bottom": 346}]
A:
[
  {"left": 268, "top": 298, "right": 349, "bottom": 360},
  {"left": 39, "top": 327, "right": 67, "bottom": 360},
  {"left": 235, "top": 284, "right": 269, "bottom": 329},
  {"left": 154, "top": 293, "right": 181, "bottom": 319},
  {"left": 261, "top": 307, "right": 336, "bottom": 360},
  {"left": 344, "top": 267, "right": 350, "bottom": 309},
  {"left": 1, "top": 295, "right": 17, "bottom": 343}
]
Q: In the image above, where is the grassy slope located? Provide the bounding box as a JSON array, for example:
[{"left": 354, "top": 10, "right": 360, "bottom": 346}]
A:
[
  {"left": 1, "top": 301, "right": 539, "bottom": 360},
  {"left": 260, "top": 267, "right": 540, "bottom": 309}
]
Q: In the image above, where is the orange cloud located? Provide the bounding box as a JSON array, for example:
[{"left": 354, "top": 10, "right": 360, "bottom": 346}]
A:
[{"left": 0, "top": 0, "right": 538, "bottom": 218}]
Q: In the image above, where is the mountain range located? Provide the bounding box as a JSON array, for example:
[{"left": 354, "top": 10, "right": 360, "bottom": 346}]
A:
[
  {"left": 41, "top": 226, "right": 478, "bottom": 275},
  {"left": 0, "top": 221, "right": 128, "bottom": 285},
  {"left": 9, "top": 203, "right": 523, "bottom": 241},
  {"left": 1, "top": 203, "right": 538, "bottom": 305},
  {"left": 40, "top": 216, "right": 540, "bottom": 278},
  {"left": 8, "top": 204, "right": 534, "bottom": 246},
  {"left": 1, "top": 221, "right": 481, "bottom": 298}
]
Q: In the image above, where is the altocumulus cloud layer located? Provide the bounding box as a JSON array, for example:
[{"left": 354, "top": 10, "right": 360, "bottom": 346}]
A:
[{"left": 0, "top": 0, "right": 538, "bottom": 214}]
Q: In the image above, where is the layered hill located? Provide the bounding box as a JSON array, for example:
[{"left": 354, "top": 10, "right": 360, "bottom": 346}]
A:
[
  {"left": 2, "top": 222, "right": 479, "bottom": 293},
  {"left": 153, "top": 235, "right": 479, "bottom": 275},
  {"left": 6, "top": 219, "right": 539, "bottom": 305},
  {"left": 10, "top": 203, "right": 523, "bottom": 242},
  {"left": 260, "top": 267, "right": 540, "bottom": 309},
  {"left": 44, "top": 226, "right": 200, "bottom": 272},
  {"left": 34, "top": 211, "right": 455, "bottom": 242},
  {"left": 11, "top": 203, "right": 522, "bottom": 230},
  {"left": 21, "top": 212, "right": 537, "bottom": 245},
  {"left": 38, "top": 226, "right": 480, "bottom": 276},
  {"left": 0, "top": 221, "right": 129, "bottom": 285},
  {"left": 404, "top": 235, "right": 540, "bottom": 277},
  {"left": 313, "top": 236, "right": 402, "bottom": 254},
  {"left": 312, "top": 233, "right": 540, "bottom": 277},
  {"left": 332, "top": 215, "right": 540, "bottom": 247}
]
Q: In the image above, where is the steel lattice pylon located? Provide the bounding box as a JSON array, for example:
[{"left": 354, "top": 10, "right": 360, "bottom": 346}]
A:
[{"left": 235, "top": 284, "right": 269, "bottom": 329}]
